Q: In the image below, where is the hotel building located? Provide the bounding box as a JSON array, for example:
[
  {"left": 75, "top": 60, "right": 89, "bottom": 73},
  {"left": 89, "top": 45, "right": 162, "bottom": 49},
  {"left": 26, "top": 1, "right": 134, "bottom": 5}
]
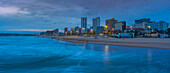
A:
[
  {"left": 106, "top": 18, "right": 118, "bottom": 32},
  {"left": 81, "top": 17, "right": 87, "bottom": 33},
  {"left": 93, "top": 17, "right": 100, "bottom": 33}
]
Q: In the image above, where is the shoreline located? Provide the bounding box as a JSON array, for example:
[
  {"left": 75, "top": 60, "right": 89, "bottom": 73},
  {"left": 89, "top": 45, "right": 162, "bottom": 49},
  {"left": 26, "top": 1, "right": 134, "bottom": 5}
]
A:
[{"left": 41, "top": 36, "right": 170, "bottom": 49}]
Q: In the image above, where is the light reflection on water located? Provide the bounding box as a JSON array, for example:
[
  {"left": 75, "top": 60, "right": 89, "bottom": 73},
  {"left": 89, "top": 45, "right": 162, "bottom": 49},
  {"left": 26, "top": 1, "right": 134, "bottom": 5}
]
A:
[
  {"left": 104, "top": 45, "right": 109, "bottom": 56},
  {"left": 0, "top": 36, "right": 170, "bottom": 73},
  {"left": 148, "top": 49, "right": 152, "bottom": 64},
  {"left": 104, "top": 45, "right": 111, "bottom": 65}
]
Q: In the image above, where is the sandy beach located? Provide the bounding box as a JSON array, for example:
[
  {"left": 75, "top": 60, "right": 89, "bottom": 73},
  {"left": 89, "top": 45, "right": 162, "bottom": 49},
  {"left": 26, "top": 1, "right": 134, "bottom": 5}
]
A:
[{"left": 42, "top": 36, "right": 170, "bottom": 49}]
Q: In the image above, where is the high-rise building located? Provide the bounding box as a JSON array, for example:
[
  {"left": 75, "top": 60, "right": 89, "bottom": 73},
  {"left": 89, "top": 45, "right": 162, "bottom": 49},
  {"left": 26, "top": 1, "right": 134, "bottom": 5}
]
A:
[
  {"left": 64, "top": 27, "right": 68, "bottom": 32},
  {"left": 93, "top": 17, "right": 100, "bottom": 33},
  {"left": 106, "top": 18, "right": 118, "bottom": 31},
  {"left": 115, "top": 22, "right": 122, "bottom": 31},
  {"left": 121, "top": 21, "right": 126, "bottom": 32},
  {"left": 114, "top": 21, "right": 126, "bottom": 32},
  {"left": 106, "top": 20, "right": 110, "bottom": 30},
  {"left": 64, "top": 27, "right": 68, "bottom": 35},
  {"left": 135, "top": 18, "right": 150, "bottom": 24},
  {"left": 81, "top": 17, "right": 87, "bottom": 33},
  {"left": 133, "top": 22, "right": 146, "bottom": 29},
  {"left": 146, "top": 21, "right": 158, "bottom": 31},
  {"left": 133, "top": 18, "right": 150, "bottom": 29},
  {"left": 158, "top": 21, "right": 169, "bottom": 31}
]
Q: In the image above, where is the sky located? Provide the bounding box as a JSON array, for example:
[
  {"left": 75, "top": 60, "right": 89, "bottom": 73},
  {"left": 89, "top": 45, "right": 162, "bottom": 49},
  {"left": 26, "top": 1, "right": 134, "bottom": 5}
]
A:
[{"left": 0, "top": 0, "right": 170, "bottom": 32}]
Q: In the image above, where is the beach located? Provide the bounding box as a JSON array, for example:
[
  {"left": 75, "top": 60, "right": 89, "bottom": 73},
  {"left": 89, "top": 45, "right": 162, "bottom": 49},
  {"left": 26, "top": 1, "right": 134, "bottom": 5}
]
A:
[{"left": 42, "top": 36, "right": 170, "bottom": 49}]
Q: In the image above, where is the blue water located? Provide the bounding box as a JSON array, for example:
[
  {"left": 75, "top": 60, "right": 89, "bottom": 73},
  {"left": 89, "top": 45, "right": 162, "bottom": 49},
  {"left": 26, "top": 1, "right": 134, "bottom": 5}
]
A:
[
  {"left": 0, "top": 36, "right": 170, "bottom": 73},
  {"left": 0, "top": 31, "right": 40, "bottom": 34}
]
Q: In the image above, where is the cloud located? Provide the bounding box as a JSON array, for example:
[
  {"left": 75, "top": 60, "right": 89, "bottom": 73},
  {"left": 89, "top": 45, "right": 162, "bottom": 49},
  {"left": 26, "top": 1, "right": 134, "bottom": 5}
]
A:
[
  {"left": 5, "top": 29, "right": 51, "bottom": 32},
  {"left": 0, "top": 6, "right": 29, "bottom": 15},
  {"left": 0, "top": 0, "right": 170, "bottom": 32}
]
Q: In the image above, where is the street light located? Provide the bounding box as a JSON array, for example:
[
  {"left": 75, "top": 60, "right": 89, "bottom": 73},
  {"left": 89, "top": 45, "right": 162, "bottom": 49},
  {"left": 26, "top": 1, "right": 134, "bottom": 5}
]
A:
[
  {"left": 148, "top": 26, "right": 151, "bottom": 29},
  {"left": 70, "top": 31, "right": 72, "bottom": 35},
  {"left": 91, "top": 29, "right": 93, "bottom": 34},
  {"left": 105, "top": 25, "right": 108, "bottom": 28},
  {"left": 148, "top": 26, "right": 151, "bottom": 33},
  {"left": 65, "top": 32, "right": 67, "bottom": 35},
  {"left": 76, "top": 31, "right": 78, "bottom": 33},
  {"left": 82, "top": 28, "right": 85, "bottom": 33},
  {"left": 105, "top": 25, "right": 108, "bottom": 33}
]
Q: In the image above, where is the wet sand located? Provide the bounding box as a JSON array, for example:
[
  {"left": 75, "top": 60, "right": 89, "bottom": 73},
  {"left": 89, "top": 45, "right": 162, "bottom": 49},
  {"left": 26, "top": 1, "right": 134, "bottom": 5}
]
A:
[{"left": 42, "top": 36, "right": 170, "bottom": 49}]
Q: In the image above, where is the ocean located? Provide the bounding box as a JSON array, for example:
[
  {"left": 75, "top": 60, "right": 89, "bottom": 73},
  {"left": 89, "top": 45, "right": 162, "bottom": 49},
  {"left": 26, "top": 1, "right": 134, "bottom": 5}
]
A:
[{"left": 0, "top": 36, "right": 170, "bottom": 73}]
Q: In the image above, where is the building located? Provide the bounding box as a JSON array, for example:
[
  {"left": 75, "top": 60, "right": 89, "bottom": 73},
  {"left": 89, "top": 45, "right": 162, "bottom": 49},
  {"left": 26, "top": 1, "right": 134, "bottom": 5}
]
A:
[
  {"left": 106, "top": 20, "right": 110, "bottom": 30},
  {"left": 79, "top": 28, "right": 81, "bottom": 33},
  {"left": 115, "top": 22, "right": 123, "bottom": 31},
  {"left": 64, "top": 27, "right": 68, "bottom": 35},
  {"left": 121, "top": 21, "right": 126, "bottom": 32},
  {"left": 45, "top": 30, "right": 54, "bottom": 35},
  {"left": 69, "top": 28, "right": 74, "bottom": 35},
  {"left": 106, "top": 18, "right": 118, "bottom": 31},
  {"left": 132, "top": 24, "right": 135, "bottom": 29},
  {"left": 53, "top": 29, "right": 59, "bottom": 35},
  {"left": 75, "top": 26, "right": 80, "bottom": 33},
  {"left": 93, "top": 17, "right": 100, "bottom": 33},
  {"left": 90, "top": 26, "right": 93, "bottom": 29},
  {"left": 133, "top": 18, "right": 150, "bottom": 29},
  {"left": 115, "top": 22, "right": 122, "bottom": 31},
  {"left": 133, "top": 22, "right": 146, "bottom": 29},
  {"left": 124, "top": 25, "right": 131, "bottom": 33},
  {"left": 146, "top": 21, "right": 158, "bottom": 32},
  {"left": 96, "top": 26, "right": 104, "bottom": 33},
  {"left": 64, "top": 27, "right": 68, "bottom": 32},
  {"left": 126, "top": 25, "right": 131, "bottom": 30},
  {"left": 158, "top": 21, "right": 169, "bottom": 31},
  {"left": 81, "top": 17, "right": 87, "bottom": 33},
  {"left": 135, "top": 18, "right": 150, "bottom": 24},
  {"left": 115, "top": 21, "right": 126, "bottom": 32},
  {"left": 87, "top": 28, "right": 90, "bottom": 33},
  {"left": 40, "top": 32, "right": 45, "bottom": 35}
]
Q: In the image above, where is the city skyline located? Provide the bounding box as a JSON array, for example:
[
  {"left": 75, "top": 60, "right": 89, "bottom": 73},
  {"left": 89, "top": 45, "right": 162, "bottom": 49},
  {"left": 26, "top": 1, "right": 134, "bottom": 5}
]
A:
[
  {"left": 0, "top": 0, "right": 170, "bottom": 32},
  {"left": 1, "top": 1, "right": 170, "bottom": 72},
  {"left": 42, "top": 18, "right": 169, "bottom": 36}
]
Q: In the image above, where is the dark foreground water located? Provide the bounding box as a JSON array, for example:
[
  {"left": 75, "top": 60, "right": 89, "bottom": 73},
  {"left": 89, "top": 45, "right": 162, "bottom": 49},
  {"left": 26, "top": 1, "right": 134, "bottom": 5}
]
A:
[{"left": 0, "top": 36, "right": 170, "bottom": 73}]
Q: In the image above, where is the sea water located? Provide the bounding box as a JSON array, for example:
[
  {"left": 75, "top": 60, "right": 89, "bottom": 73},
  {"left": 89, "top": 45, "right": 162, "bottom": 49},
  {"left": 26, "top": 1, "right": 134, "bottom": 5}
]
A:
[{"left": 0, "top": 36, "right": 170, "bottom": 73}]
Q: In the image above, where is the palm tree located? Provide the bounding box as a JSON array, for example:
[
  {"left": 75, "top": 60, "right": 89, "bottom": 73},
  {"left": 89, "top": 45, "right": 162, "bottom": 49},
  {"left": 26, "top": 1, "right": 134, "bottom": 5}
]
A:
[
  {"left": 126, "top": 31, "right": 130, "bottom": 33},
  {"left": 154, "top": 28, "right": 159, "bottom": 33},
  {"left": 134, "top": 30, "right": 139, "bottom": 37},
  {"left": 130, "top": 30, "right": 134, "bottom": 33},
  {"left": 159, "top": 30, "right": 164, "bottom": 34},
  {"left": 167, "top": 28, "right": 170, "bottom": 37}
]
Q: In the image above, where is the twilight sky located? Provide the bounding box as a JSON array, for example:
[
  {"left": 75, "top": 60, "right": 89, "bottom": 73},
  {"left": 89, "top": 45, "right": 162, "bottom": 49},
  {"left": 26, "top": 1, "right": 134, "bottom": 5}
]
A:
[{"left": 0, "top": 0, "right": 170, "bottom": 32}]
